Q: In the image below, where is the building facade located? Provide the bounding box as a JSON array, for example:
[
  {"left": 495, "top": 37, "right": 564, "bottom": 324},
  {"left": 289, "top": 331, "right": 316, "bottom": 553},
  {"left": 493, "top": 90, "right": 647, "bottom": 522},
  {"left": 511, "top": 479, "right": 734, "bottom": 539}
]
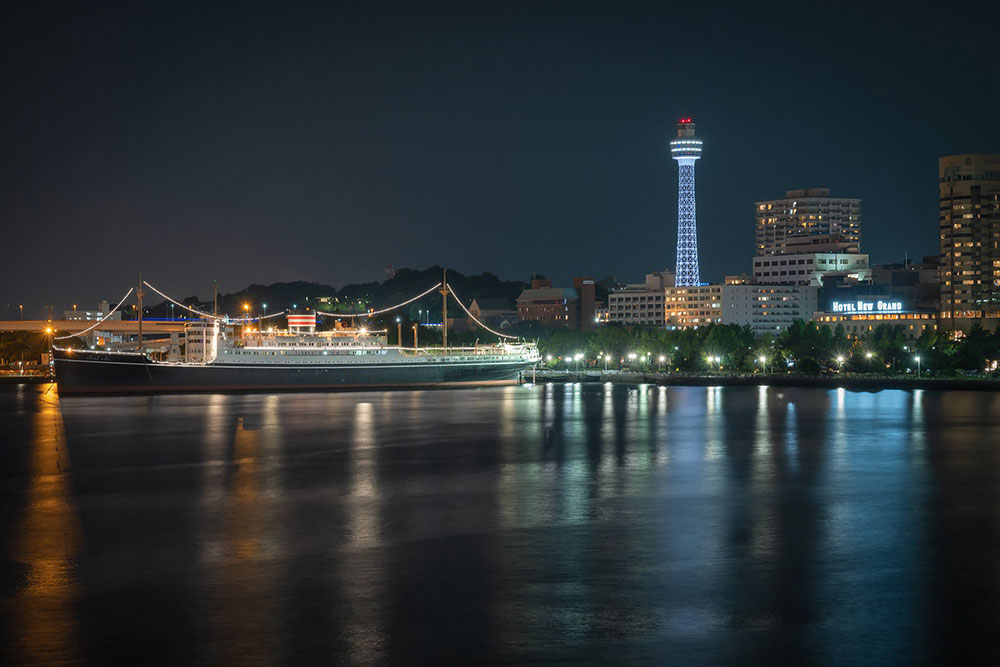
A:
[
  {"left": 607, "top": 270, "right": 674, "bottom": 326},
  {"left": 939, "top": 154, "right": 1000, "bottom": 325},
  {"left": 469, "top": 298, "right": 517, "bottom": 328},
  {"left": 752, "top": 251, "right": 869, "bottom": 286},
  {"left": 516, "top": 277, "right": 593, "bottom": 329},
  {"left": 756, "top": 188, "right": 861, "bottom": 255},
  {"left": 664, "top": 285, "right": 723, "bottom": 328},
  {"left": 721, "top": 283, "right": 818, "bottom": 335}
]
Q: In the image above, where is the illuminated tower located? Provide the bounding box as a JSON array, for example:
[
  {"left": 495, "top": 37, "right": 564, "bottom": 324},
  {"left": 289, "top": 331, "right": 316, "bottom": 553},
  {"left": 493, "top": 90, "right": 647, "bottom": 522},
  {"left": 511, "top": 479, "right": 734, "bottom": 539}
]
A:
[{"left": 670, "top": 118, "right": 703, "bottom": 286}]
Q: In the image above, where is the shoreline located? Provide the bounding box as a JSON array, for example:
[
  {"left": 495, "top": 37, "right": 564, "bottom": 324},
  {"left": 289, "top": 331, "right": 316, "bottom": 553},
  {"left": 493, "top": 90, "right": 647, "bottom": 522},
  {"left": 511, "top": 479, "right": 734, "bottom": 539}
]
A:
[
  {"left": 532, "top": 370, "right": 1000, "bottom": 392},
  {"left": 0, "top": 376, "right": 50, "bottom": 386}
]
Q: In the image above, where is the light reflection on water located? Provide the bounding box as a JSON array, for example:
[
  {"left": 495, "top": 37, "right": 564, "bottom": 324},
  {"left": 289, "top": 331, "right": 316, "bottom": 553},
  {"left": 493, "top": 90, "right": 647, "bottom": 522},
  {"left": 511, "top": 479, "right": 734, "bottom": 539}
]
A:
[{"left": 2, "top": 383, "right": 1000, "bottom": 665}]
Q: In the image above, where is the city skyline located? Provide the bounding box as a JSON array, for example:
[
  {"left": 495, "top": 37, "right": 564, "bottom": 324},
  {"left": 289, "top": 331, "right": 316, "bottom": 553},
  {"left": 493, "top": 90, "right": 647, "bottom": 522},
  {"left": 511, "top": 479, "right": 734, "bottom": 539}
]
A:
[{"left": 2, "top": 2, "right": 999, "bottom": 313}]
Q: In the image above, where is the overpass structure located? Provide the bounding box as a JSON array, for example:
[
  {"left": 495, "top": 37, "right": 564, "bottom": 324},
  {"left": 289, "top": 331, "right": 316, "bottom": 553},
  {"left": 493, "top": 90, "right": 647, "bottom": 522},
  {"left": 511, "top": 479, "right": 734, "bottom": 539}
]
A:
[{"left": 0, "top": 320, "right": 187, "bottom": 334}]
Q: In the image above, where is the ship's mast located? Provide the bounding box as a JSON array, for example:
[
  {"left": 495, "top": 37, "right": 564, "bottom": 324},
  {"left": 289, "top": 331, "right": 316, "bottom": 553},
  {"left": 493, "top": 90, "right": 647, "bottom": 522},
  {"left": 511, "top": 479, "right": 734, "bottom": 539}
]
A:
[
  {"left": 440, "top": 269, "right": 449, "bottom": 350},
  {"left": 137, "top": 269, "right": 144, "bottom": 350}
]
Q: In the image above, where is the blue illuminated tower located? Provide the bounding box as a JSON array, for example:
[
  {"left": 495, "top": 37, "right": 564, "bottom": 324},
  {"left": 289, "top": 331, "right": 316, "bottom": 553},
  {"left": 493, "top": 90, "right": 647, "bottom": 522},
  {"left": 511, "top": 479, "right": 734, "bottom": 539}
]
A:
[{"left": 670, "top": 118, "right": 703, "bottom": 286}]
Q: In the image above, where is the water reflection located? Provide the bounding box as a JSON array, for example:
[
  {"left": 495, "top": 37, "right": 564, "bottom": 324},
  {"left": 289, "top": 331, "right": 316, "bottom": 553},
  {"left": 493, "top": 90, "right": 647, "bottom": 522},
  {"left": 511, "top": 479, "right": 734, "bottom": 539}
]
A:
[
  {"left": 2, "top": 384, "right": 1000, "bottom": 664},
  {"left": 3, "top": 386, "right": 83, "bottom": 666}
]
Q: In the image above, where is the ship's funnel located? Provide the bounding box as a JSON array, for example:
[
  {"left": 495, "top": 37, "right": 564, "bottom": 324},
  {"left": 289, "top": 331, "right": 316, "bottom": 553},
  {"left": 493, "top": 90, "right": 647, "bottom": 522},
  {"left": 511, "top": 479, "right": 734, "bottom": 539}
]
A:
[{"left": 288, "top": 311, "right": 316, "bottom": 334}]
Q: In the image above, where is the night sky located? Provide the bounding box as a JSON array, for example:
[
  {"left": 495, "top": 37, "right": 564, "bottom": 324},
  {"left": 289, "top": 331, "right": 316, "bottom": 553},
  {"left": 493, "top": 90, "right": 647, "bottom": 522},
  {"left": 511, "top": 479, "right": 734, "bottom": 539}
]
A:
[{"left": 3, "top": 1, "right": 999, "bottom": 317}]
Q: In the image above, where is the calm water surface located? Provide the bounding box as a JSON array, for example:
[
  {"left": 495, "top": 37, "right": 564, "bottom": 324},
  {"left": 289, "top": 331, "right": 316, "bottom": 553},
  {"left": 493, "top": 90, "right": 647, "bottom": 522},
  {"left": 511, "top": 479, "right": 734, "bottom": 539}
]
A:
[{"left": 2, "top": 383, "right": 1000, "bottom": 665}]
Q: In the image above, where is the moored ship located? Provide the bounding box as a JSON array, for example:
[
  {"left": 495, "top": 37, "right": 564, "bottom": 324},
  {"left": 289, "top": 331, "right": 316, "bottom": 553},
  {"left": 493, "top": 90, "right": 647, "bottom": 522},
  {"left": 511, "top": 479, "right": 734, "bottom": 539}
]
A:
[{"left": 53, "top": 280, "right": 540, "bottom": 394}]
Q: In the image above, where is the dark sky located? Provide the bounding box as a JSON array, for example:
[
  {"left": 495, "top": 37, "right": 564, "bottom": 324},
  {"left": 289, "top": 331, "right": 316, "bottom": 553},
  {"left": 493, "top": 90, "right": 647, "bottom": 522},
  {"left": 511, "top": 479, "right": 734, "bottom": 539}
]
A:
[{"left": 3, "top": 1, "right": 999, "bottom": 317}]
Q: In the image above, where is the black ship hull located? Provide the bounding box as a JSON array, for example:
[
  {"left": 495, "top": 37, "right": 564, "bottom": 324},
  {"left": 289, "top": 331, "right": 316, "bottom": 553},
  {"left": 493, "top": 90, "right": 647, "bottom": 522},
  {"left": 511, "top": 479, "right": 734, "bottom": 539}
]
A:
[{"left": 53, "top": 349, "right": 534, "bottom": 395}]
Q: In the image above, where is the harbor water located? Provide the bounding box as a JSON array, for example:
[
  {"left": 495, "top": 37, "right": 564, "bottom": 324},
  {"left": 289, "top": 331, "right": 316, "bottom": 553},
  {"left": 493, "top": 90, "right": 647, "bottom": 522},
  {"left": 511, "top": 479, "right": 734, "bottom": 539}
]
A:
[{"left": 2, "top": 383, "right": 1000, "bottom": 665}]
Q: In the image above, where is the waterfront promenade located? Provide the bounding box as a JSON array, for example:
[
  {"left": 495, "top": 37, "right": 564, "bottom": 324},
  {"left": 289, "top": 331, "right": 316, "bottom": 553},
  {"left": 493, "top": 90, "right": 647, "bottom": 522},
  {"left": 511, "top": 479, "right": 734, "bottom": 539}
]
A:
[{"left": 533, "top": 369, "right": 1000, "bottom": 392}]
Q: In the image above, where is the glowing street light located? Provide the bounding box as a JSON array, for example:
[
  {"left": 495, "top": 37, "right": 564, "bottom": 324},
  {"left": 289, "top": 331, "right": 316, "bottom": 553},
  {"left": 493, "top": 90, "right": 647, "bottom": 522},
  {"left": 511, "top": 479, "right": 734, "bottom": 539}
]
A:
[
  {"left": 758, "top": 355, "right": 767, "bottom": 373},
  {"left": 836, "top": 355, "right": 845, "bottom": 372},
  {"left": 915, "top": 355, "right": 922, "bottom": 376},
  {"left": 659, "top": 355, "right": 665, "bottom": 370}
]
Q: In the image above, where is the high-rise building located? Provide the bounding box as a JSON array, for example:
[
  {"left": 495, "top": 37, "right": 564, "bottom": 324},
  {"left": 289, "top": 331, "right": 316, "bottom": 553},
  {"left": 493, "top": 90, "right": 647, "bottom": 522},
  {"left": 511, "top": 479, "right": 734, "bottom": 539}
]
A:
[
  {"left": 755, "top": 188, "right": 861, "bottom": 255},
  {"left": 670, "top": 118, "right": 702, "bottom": 286},
  {"left": 938, "top": 154, "right": 1000, "bottom": 324}
]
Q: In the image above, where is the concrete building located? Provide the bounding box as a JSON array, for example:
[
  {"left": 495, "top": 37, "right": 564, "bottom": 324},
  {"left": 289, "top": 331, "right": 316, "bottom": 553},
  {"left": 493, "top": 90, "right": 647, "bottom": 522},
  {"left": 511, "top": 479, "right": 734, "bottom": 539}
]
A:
[
  {"left": 939, "top": 154, "right": 1000, "bottom": 327},
  {"left": 573, "top": 277, "right": 597, "bottom": 330},
  {"left": 607, "top": 270, "right": 674, "bottom": 326},
  {"left": 756, "top": 188, "right": 861, "bottom": 255},
  {"left": 813, "top": 295, "right": 938, "bottom": 340},
  {"left": 721, "top": 282, "right": 818, "bottom": 335},
  {"left": 516, "top": 277, "right": 593, "bottom": 329},
  {"left": 752, "top": 249, "right": 869, "bottom": 286},
  {"left": 664, "top": 284, "right": 723, "bottom": 328},
  {"left": 63, "top": 300, "right": 122, "bottom": 321},
  {"left": 870, "top": 256, "right": 941, "bottom": 313},
  {"left": 469, "top": 298, "right": 517, "bottom": 329}
]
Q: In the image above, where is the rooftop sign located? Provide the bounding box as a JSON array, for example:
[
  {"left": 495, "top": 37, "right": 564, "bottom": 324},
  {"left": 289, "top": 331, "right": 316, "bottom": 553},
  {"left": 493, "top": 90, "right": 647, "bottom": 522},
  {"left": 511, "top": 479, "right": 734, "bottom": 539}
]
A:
[{"left": 831, "top": 300, "right": 903, "bottom": 314}]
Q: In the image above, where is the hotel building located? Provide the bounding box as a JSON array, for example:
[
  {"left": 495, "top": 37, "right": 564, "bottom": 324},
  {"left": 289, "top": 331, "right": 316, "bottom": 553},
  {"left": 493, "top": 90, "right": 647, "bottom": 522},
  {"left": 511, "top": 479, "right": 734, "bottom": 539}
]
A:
[
  {"left": 939, "top": 154, "right": 1000, "bottom": 327},
  {"left": 756, "top": 188, "right": 861, "bottom": 255}
]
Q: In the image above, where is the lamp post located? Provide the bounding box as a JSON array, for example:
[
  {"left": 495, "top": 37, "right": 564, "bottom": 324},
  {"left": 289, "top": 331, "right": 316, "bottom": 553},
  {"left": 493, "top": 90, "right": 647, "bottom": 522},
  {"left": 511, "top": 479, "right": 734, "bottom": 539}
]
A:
[
  {"left": 19, "top": 304, "right": 23, "bottom": 320},
  {"left": 413, "top": 323, "right": 418, "bottom": 350},
  {"left": 396, "top": 317, "right": 402, "bottom": 346},
  {"left": 170, "top": 303, "right": 175, "bottom": 321},
  {"left": 575, "top": 353, "right": 583, "bottom": 372},
  {"left": 628, "top": 352, "right": 637, "bottom": 368},
  {"left": 659, "top": 355, "right": 665, "bottom": 371},
  {"left": 915, "top": 355, "right": 922, "bottom": 377},
  {"left": 263, "top": 303, "right": 268, "bottom": 319},
  {"left": 836, "top": 355, "right": 845, "bottom": 373},
  {"left": 759, "top": 355, "right": 767, "bottom": 374}
]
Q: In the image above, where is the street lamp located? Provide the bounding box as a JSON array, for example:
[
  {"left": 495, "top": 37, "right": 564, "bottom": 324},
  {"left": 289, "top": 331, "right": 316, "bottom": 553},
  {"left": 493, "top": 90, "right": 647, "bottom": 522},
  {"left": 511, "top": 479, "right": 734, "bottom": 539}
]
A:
[
  {"left": 170, "top": 303, "right": 175, "bottom": 321},
  {"left": 915, "top": 355, "right": 922, "bottom": 377},
  {"left": 263, "top": 303, "right": 268, "bottom": 318},
  {"left": 396, "top": 316, "right": 402, "bottom": 346},
  {"left": 758, "top": 355, "right": 767, "bottom": 373},
  {"left": 836, "top": 355, "right": 845, "bottom": 372},
  {"left": 659, "top": 355, "right": 665, "bottom": 371},
  {"left": 628, "top": 352, "right": 637, "bottom": 368},
  {"left": 19, "top": 304, "right": 23, "bottom": 320},
  {"left": 575, "top": 353, "right": 583, "bottom": 371}
]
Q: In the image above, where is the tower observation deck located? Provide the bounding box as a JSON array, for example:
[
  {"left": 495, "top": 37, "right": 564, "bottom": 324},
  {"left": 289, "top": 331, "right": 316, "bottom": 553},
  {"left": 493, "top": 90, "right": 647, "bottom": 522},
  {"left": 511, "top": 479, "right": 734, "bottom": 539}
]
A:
[{"left": 670, "top": 118, "right": 703, "bottom": 286}]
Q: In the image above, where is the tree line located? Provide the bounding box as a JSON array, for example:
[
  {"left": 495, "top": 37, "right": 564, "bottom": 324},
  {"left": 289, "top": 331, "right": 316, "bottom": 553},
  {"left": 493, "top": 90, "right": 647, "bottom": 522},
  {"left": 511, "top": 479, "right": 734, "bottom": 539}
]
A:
[{"left": 530, "top": 320, "right": 1000, "bottom": 376}]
